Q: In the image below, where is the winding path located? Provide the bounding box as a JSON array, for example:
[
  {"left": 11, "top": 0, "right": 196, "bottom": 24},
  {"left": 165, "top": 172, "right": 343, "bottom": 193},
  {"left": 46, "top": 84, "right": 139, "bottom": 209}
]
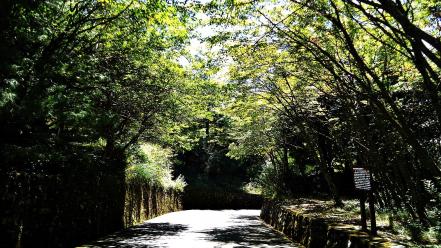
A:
[{"left": 79, "top": 210, "right": 300, "bottom": 248}]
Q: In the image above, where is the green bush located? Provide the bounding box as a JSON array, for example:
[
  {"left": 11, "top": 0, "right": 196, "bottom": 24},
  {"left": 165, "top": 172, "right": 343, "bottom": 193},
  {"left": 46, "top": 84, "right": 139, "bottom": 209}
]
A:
[
  {"left": 254, "top": 160, "right": 292, "bottom": 198},
  {"left": 126, "top": 143, "right": 186, "bottom": 192}
]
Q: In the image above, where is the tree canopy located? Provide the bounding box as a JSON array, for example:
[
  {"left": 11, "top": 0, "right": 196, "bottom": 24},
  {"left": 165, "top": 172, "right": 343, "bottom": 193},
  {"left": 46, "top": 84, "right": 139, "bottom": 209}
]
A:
[{"left": 1, "top": 0, "right": 441, "bottom": 241}]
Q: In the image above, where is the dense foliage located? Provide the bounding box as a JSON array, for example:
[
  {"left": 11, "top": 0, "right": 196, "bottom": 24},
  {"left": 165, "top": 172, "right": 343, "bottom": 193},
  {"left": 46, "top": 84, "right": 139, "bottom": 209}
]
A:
[
  {"left": 203, "top": 0, "right": 441, "bottom": 233},
  {"left": 126, "top": 143, "right": 186, "bottom": 191},
  {"left": 2, "top": 0, "right": 441, "bottom": 244},
  {"left": 0, "top": 0, "right": 195, "bottom": 170}
]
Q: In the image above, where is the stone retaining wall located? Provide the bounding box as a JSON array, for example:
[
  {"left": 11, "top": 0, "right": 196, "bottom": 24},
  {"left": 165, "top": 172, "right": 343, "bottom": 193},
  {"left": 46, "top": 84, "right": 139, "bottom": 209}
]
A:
[
  {"left": 260, "top": 200, "right": 404, "bottom": 248},
  {"left": 124, "top": 183, "right": 182, "bottom": 227},
  {"left": 1, "top": 169, "right": 182, "bottom": 248}
]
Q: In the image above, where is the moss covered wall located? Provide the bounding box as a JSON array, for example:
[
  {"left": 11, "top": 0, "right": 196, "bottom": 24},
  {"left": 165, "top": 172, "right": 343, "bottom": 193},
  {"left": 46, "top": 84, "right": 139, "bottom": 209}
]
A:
[
  {"left": 0, "top": 166, "right": 126, "bottom": 248},
  {"left": 0, "top": 167, "right": 182, "bottom": 248},
  {"left": 124, "top": 183, "right": 182, "bottom": 227},
  {"left": 260, "top": 200, "right": 404, "bottom": 248}
]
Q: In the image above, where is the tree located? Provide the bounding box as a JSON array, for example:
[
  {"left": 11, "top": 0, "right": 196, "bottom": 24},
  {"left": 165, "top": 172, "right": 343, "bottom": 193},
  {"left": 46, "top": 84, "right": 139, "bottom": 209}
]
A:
[
  {"left": 0, "top": 0, "right": 192, "bottom": 170},
  {"left": 205, "top": 0, "right": 441, "bottom": 218}
]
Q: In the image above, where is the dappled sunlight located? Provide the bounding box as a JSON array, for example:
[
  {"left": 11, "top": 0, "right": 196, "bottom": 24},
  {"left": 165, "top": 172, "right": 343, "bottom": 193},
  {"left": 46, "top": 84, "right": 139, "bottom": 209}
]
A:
[
  {"left": 2, "top": 0, "right": 440, "bottom": 247},
  {"left": 284, "top": 198, "right": 360, "bottom": 225},
  {"left": 79, "top": 210, "right": 299, "bottom": 248},
  {"left": 262, "top": 201, "right": 408, "bottom": 248},
  {"left": 79, "top": 223, "right": 189, "bottom": 248}
]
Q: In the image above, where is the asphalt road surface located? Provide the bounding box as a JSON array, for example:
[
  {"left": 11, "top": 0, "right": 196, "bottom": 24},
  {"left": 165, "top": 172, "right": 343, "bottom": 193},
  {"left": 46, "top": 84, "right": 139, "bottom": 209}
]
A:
[{"left": 79, "top": 210, "right": 300, "bottom": 248}]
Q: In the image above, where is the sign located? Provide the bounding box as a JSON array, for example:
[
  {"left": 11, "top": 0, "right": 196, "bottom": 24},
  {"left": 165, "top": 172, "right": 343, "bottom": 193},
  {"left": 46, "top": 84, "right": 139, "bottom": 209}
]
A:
[
  {"left": 353, "top": 168, "right": 371, "bottom": 191},
  {"left": 353, "top": 167, "right": 377, "bottom": 235}
]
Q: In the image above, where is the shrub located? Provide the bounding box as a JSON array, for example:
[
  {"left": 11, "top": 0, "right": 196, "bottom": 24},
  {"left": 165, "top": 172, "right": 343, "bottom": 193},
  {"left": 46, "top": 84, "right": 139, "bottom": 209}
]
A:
[{"left": 126, "top": 143, "right": 186, "bottom": 192}]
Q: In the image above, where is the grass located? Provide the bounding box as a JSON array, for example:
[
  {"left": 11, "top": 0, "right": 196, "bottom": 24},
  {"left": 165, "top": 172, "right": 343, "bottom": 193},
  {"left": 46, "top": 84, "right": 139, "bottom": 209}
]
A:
[{"left": 279, "top": 198, "right": 440, "bottom": 247}]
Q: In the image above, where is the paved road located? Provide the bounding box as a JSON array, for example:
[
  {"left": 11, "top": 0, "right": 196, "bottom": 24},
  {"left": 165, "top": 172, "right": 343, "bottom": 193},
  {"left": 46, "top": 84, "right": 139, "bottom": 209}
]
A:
[{"left": 79, "top": 210, "right": 300, "bottom": 248}]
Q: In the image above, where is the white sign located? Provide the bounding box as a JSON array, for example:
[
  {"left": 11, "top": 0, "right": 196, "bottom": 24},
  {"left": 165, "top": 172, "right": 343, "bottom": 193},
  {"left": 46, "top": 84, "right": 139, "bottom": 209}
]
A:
[{"left": 353, "top": 168, "right": 371, "bottom": 191}]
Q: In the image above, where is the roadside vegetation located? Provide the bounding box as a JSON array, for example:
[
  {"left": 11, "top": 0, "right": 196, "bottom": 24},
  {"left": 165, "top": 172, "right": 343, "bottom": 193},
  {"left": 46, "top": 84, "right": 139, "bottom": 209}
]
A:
[
  {"left": 126, "top": 143, "right": 187, "bottom": 192},
  {"left": 1, "top": 0, "right": 440, "bottom": 246}
]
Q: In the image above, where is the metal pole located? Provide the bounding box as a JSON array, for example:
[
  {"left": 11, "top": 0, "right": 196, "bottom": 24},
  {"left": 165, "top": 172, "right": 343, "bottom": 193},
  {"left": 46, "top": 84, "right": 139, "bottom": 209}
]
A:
[
  {"left": 369, "top": 172, "right": 377, "bottom": 235},
  {"left": 360, "top": 192, "right": 367, "bottom": 231}
]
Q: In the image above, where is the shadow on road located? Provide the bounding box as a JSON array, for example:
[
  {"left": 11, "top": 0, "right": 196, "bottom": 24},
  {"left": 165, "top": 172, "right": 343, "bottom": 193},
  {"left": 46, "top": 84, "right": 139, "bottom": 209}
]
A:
[
  {"left": 202, "top": 214, "right": 295, "bottom": 247},
  {"left": 80, "top": 223, "right": 188, "bottom": 248},
  {"left": 79, "top": 210, "right": 298, "bottom": 248}
]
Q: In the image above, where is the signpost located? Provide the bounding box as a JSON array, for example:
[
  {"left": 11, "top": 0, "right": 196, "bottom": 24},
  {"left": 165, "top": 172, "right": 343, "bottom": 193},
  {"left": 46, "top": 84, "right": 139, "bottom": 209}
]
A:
[
  {"left": 353, "top": 168, "right": 371, "bottom": 191},
  {"left": 353, "top": 168, "right": 377, "bottom": 235}
]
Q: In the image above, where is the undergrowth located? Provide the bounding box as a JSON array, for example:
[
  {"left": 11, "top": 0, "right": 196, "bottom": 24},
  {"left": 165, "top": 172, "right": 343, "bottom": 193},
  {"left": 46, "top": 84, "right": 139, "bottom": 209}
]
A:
[{"left": 126, "top": 143, "right": 186, "bottom": 192}]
